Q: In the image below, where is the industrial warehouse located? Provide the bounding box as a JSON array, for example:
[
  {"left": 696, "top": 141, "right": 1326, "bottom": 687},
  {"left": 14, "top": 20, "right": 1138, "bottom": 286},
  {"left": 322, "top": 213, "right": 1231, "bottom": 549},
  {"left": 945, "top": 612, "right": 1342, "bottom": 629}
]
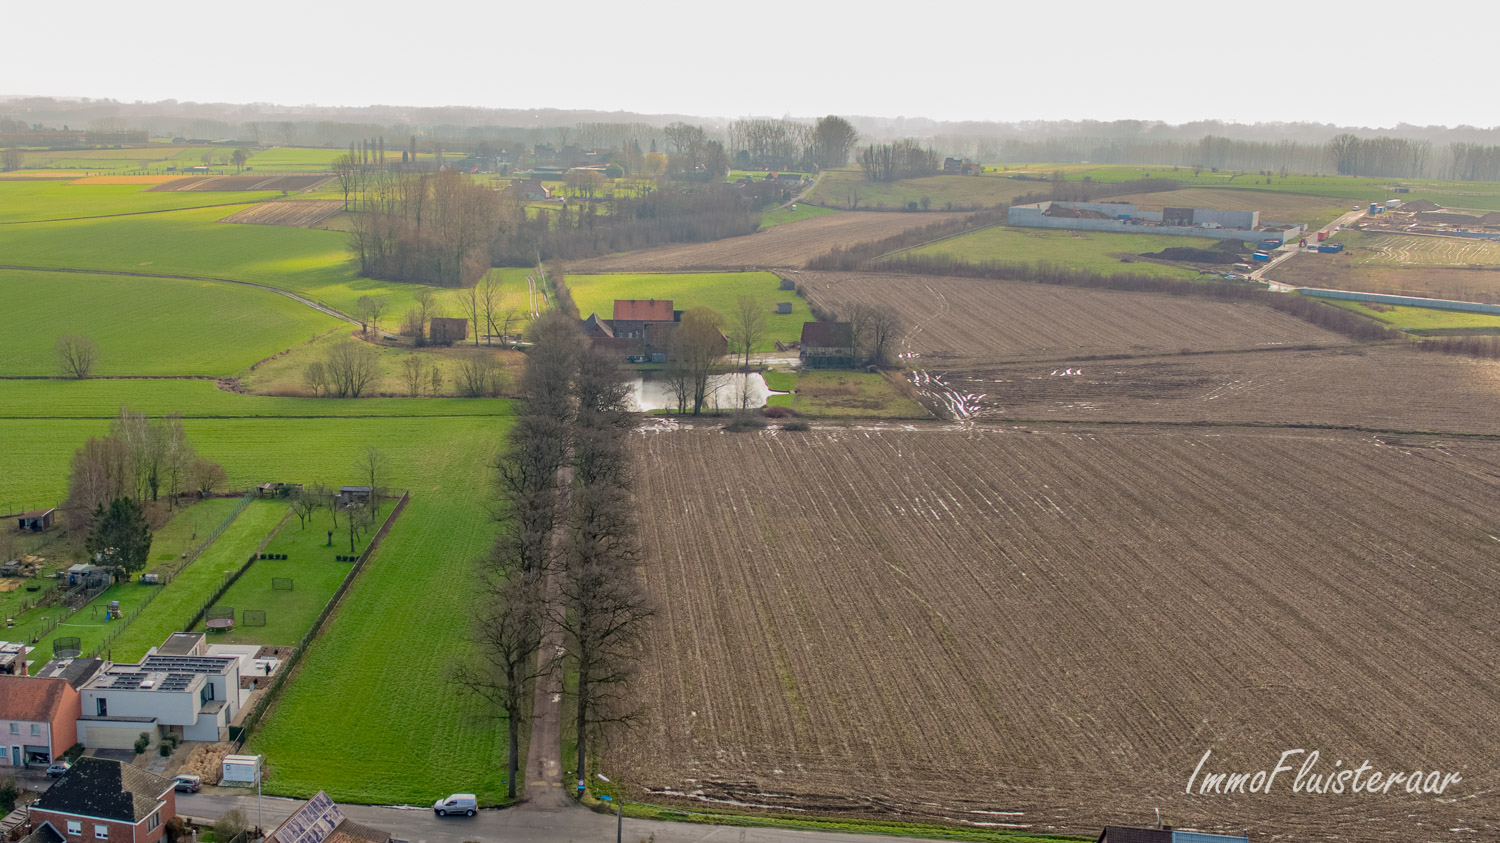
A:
[{"left": 1008, "top": 200, "right": 1305, "bottom": 243}]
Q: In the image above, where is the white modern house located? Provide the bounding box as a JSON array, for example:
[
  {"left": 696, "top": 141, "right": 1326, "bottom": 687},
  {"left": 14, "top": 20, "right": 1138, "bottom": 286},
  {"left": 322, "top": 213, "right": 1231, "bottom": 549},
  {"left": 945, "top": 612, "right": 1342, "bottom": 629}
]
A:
[{"left": 75, "top": 635, "right": 240, "bottom": 749}]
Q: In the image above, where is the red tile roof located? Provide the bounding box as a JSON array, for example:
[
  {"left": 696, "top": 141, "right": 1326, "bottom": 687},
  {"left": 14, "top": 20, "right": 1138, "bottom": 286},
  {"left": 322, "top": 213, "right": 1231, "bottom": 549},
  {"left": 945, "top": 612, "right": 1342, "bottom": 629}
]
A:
[
  {"left": 613, "top": 299, "right": 674, "bottom": 322},
  {"left": 0, "top": 675, "right": 71, "bottom": 723}
]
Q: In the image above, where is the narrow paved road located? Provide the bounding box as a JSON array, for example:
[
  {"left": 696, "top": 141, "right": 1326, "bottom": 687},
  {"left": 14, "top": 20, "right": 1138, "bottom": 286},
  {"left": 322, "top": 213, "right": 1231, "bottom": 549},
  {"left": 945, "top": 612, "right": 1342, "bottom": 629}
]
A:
[
  {"left": 523, "top": 463, "right": 573, "bottom": 808},
  {"left": 177, "top": 791, "right": 950, "bottom": 843}
]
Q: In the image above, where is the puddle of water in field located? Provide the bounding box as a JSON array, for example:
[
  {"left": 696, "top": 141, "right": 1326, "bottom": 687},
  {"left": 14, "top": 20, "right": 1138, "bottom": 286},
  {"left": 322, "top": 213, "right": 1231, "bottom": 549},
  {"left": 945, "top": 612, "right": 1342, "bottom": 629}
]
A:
[{"left": 630, "top": 372, "right": 785, "bottom": 412}]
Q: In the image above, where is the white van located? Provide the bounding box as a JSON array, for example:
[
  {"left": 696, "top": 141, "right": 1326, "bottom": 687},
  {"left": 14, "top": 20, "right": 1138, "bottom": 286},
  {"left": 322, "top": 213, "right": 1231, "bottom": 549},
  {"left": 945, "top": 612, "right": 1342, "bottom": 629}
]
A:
[{"left": 433, "top": 793, "right": 477, "bottom": 816}]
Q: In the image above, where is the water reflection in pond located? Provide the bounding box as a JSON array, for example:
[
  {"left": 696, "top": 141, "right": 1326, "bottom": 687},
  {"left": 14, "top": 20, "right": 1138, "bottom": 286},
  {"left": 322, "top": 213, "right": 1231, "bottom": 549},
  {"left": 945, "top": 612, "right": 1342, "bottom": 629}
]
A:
[{"left": 630, "top": 372, "right": 785, "bottom": 412}]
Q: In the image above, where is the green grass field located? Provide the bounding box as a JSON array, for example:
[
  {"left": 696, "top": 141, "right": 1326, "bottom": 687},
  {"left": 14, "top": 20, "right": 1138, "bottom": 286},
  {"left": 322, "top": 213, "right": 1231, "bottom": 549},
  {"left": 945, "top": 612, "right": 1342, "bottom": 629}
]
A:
[
  {"left": 808, "top": 170, "right": 1042, "bottom": 210},
  {"left": 242, "top": 148, "right": 344, "bottom": 172},
  {"left": 767, "top": 371, "right": 928, "bottom": 418},
  {"left": 0, "top": 205, "right": 420, "bottom": 315},
  {"left": 238, "top": 330, "right": 525, "bottom": 398},
  {"left": 567, "top": 272, "right": 811, "bottom": 350},
  {"left": 0, "top": 379, "right": 517, "bottom": 419},
  {"left": 1321, "top": 299, "right": 1500, "bottom": 333},
  {"left": 19, "top": 146, "right": 225, "bottom": 172},
  {"left": 0, "top": 269, "right": 342, "bottom": 376},
  {"left": 759, "top": 204, "right": 836, "bottom": 228},
  {"left": 0, "top": 181, "right": 277, "bottom": 223},
  {"left": 195, "top": 511, "right": 373, "bottom": 647},
  {"left": 900, "top": 226, "right": 1214, "bottom": 279}
]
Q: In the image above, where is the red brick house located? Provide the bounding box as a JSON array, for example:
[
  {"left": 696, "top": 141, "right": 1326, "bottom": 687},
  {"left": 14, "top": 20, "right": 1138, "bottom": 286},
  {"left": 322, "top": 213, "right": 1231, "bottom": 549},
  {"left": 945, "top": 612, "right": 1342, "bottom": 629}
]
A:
[
  {"left": 0, "top": 675, "right": 81, "bottom": 768},
  {"left": 29, "top": 758, "right": 175, "bottom": 843}
]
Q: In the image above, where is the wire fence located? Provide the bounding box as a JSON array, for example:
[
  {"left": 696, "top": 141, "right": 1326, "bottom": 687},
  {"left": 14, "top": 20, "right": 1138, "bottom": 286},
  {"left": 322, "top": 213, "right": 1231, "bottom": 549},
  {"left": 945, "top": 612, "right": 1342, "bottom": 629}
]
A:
[{"left": 84, "top": 489, "right": 260, "bottom": 660}]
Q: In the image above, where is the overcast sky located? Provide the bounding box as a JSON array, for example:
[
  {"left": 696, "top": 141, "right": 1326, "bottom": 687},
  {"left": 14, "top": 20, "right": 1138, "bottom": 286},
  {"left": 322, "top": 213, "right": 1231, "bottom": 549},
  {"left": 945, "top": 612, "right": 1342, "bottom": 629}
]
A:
[{"left": 7, "top": 0, "right": 1496, "bottom": 128}]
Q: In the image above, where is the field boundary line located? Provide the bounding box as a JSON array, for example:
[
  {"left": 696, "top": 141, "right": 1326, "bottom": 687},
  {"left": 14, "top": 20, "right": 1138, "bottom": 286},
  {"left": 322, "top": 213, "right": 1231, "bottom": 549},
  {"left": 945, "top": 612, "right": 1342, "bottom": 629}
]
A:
[
  {"left": 0, "top": 264, "right": 357, "bottom": 325},
  {"left": 0, "top": 199, "right": 270, "bottom": 226}
]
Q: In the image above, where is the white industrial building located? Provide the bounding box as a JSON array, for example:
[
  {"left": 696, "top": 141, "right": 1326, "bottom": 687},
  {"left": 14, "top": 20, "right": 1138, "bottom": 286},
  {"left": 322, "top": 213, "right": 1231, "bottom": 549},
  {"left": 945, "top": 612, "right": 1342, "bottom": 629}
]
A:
[{"left": 1007, "top": 200, "right": 1304, "bottom": 244}]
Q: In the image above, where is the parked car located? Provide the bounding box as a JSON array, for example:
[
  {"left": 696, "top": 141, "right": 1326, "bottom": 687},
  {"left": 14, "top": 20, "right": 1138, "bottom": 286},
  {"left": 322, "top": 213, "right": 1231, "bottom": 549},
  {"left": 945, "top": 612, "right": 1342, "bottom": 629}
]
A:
[
  {"left": 173, "top": 774, "right": 202, "bottom": 793},
  {"left": 46, "top": 762, "right": 71, "bottom": 778},
  {"left": 432, "top": 794, "right": 477, "bottom": 817}
]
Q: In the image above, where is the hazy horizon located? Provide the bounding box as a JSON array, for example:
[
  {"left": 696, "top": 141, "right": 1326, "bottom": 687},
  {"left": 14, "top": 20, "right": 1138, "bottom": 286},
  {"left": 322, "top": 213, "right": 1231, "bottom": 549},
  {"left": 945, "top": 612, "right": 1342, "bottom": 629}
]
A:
[{"left": 6, "top": 0, "right": 1497, "bottom": 129}]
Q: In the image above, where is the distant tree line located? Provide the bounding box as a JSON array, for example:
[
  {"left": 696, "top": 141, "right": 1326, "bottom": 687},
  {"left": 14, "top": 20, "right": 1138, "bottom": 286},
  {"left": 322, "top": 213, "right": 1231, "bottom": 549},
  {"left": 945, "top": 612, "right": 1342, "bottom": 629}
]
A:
[
  {"left": 349, "top": 169, "right": 501, "bottom": 287},
  {"left": 1325, "top": 134, "right": 1433, "bottom": 178},
  {"left": 1414, "top": 335, "right": 1500, "bottom": 359},
  {"left": 860, "top": 139, "right": 941, "bottom": 182}
]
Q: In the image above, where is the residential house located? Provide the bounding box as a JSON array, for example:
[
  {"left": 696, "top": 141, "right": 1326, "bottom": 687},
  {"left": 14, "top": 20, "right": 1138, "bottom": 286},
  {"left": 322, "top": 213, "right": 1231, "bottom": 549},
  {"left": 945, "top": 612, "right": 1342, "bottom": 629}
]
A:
[
  {"left": 0, "top": 674, "right": 80, "bottom": 767},
  {"left": 506, "top": 179, "right": 551, "bottom": 201},
  {"left": 28, "top": 757, "right": 175, "bottom": 843},
  {"left": 32, "top": 657, "right": 106, "bottom": 689},
  {"left": 1096, "top": 828, "right": 1249, "bottom": 843},
  {"left": 799, "top": 322, "right": 855, "bottom": 368},
  {"left": 0, "top": 642, "right": 28, "bottom": 676},
  {"left": 266, "top": 791, "right": 392, "bottom": 843},
  {"left": 609, "top": 299, "right": 677, "bottom": 339},
  {"left": 77, "top": 650, "right": 241, "bottom": 749},
  {"left": 582, "top": 299, "right": 729, "bottom": 363},
  {"left": 17, "top": 509, "right": 55, "bottom": 532}
]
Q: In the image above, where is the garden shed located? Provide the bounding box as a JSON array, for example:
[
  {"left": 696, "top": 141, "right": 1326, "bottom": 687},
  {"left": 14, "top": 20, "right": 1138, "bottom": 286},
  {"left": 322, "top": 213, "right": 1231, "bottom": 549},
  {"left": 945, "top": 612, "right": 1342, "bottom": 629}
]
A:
[{"left": 222, "top": 753, "right": 262, "bottom": 786}]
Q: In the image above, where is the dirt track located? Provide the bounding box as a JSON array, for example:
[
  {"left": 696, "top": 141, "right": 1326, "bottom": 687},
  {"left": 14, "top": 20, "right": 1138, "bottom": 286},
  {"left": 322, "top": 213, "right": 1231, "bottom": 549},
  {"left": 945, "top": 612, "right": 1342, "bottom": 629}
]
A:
[
  {"left": 563, "top": 212, "right": 964, "bottom": 272},
  {"left": 615, "top": 426, "right": 1500, "bottom": 841}
]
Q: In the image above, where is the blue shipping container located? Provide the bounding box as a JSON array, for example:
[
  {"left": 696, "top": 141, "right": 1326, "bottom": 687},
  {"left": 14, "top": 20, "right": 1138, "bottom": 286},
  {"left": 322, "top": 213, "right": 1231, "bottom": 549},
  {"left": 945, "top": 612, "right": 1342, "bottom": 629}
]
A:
[{"left": 1252, "top": 252, "right": 1271, "bottom": 261}]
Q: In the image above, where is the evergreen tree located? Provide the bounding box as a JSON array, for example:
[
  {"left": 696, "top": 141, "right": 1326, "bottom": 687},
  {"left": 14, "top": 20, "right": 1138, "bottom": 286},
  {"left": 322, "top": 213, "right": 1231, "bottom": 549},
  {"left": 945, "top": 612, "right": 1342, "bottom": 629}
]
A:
[{"left": 86, "top": 497, "right": 153, "bottom": 576}]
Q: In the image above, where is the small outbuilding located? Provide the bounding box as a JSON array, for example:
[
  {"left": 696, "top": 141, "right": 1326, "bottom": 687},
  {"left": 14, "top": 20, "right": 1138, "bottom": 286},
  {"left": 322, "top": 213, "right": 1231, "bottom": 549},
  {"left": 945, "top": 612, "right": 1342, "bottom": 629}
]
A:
[
  {"left": 778, "top": 278, "right": 796, "bottom": 291},
  {"left": 799, "top": 321, "right": 855, "bottom": 369},
  {"left": 221, "top": 754, "right": 262, "bottom": 787},
  {"left": 775, "top": 302, "right": 793, "bottom": 314},
  {"left": 428, "top": 317, "right": 469, "bottom": 346},
  {"left": 17, "top": 508, "right": 55, "bottom": 533},
  {"left": 339, "top": 486, "right": 373, "bottom": 505}
]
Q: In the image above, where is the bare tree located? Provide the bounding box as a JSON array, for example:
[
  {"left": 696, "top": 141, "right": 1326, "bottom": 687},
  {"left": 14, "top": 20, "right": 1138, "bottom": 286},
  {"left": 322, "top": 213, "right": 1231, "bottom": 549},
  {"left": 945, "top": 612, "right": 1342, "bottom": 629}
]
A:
[
  {"left": 400, "top": 354, "right": 433, "bottom": 397},
  {"left": 478, "top": 274, "right": 503, "bottom": 346},
  {"left": 231, "top": 148, "right": 250, "bottom": 172},
  {"left": 326, "top": 341, "right": 379, "bottom": 398},
  {"left": 1, "top": 148, "right": 24, "bottom": 172},
  {"left": 450, "top": 573, "right": 542, "bottom": 801},
  {"left": 332, "top": 154, "right": 362, "bottom": 211},
  {"left": 456, "top": 285, "right": 483, "bottom": 347},
  {"left": 664, "top": 307, "right": 728, "bottom": 415},
  {"left": 354, "top": 446, "right": 389, "bottom": 513},
  {"left": 412, "top": 288, "right": 441, "bottom": 345},
  {"left": 455, "top": 350, "right": 505, "bottom": 397},
  {"left": 276, "top": 121, "right": 296, "bottom": 146},
  {"left": 56, "top": 335, "right": 100, "bottom": 379},
  {"left": 354, "top": 295, "right": 388, "bottom": 336},
  {"left": 812, "top": 115, "right": 859, "bottom": 169},
  {"left": 188, "top": 457, "right": 227, "bottom": 499},
  {"left": 291, "top": 486, "right": 321, "bottom": 529},
  {"left": 161, "top": 415, "right": 193, "bottom": 509},
  {"left": 303, "top": 361, "right": 329, "bottom": 397},
  {"left": 727, "top": 296, "right": 766, "bottom": 374}
]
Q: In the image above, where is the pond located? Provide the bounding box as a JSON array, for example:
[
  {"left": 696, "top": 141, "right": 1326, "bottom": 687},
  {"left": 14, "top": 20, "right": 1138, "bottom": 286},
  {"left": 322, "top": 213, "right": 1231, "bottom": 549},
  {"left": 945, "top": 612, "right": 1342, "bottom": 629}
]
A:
[{"left": 630, "top": 372, "right": 785, "bottom": 412}]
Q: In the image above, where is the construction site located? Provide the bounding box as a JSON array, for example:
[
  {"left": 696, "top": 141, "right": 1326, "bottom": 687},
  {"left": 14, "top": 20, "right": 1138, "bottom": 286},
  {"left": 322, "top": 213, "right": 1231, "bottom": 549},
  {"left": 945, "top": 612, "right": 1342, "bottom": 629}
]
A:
[{"left": 1008, "top": 200, "right": 1304, "bottom": 243}]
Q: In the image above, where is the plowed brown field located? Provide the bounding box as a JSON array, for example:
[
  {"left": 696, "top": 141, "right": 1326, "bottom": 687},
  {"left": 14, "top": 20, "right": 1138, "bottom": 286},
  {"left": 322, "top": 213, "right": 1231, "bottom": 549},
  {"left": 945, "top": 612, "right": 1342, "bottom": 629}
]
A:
[
  {"left": 798, "top": 271, "right": 1348, "bottom": 366},
  {"left": 615, "top": 428, "right": 1500, "bottom": 841},
  {"left": 563, "top": 212, "right": 964, "bottom": 272},
  {"left": 941, "top": 344, "right": 1500, "bottom": 434},
  {"left": 222, "top": 200, "right": 343, "bottom": 227},
  {"left": 149, "top": 174, "right": 330, "bottom": 192}
]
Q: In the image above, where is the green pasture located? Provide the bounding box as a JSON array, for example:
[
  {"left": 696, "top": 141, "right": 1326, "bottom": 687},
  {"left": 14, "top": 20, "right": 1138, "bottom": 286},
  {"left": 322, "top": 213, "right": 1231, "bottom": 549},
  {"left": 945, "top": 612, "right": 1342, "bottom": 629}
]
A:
[
  {"left": 239, "top": 329, "right": 524, "bottom": 398},
  {"left": 1054, "top": 166, "right": 1500, "bottom": 212},
  {"left": 1320, "top": 299, "right": 1500, "bottom": 333},
  {"left": 19, "top": 146, "right": 225, "bottom": 171},
  {"left": 0, "top": 181, "right": 277, "bottom": 223},
  {"left": 567, "top": 272, "right": 811, "bottom": 350},
  {"left": 0, "top": 205, "right": 424, "bottom": 315},
  {"left": 242, "top": 148, "right": 344, "bottom": 172},
  {"left": 0, "top": 379, "right": 516, "bottom": 420},
  {"left": 900, "top": 226, "right": 1214, "bottom": 279},
  {"left": 0, "top": 269, "right": 342, "bottom": 377},
  {"left": 767, "top": 371, "right": 927, "bottom": 419},
  {"left": 760, "top": 204, "right": 836, "bottom": 228},
  {"left": 808, "top": 170, "right": 1041, "bottom": 210},
  {"left": 195, "top": 511, "right": 372, "bottom": 647}
]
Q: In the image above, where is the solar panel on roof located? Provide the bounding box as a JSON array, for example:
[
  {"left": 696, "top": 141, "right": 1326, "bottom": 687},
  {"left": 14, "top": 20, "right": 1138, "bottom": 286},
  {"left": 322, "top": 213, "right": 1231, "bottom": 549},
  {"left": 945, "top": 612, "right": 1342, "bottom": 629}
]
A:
[{"left": 275, "top": 792, "right": 344, "bottom": 843}]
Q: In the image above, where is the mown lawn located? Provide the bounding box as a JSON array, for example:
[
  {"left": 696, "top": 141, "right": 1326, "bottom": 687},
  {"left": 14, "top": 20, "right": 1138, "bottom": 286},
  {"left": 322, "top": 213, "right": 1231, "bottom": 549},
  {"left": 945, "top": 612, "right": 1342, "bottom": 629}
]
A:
[
  {"left": 900, "top": 226, "right": 1218, "bottom": 279},
  {"left": 0, "top": 269, "right": 342, "bottom": 376},
  {"left": 809, "top": 170, "right": 1041, "bottom": 210},
  {"left": 567, "top": 272, "right": 811, "bottom": 350},
  {"left": 196, "top": 510, "right": 373, "bottom": 648}
]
